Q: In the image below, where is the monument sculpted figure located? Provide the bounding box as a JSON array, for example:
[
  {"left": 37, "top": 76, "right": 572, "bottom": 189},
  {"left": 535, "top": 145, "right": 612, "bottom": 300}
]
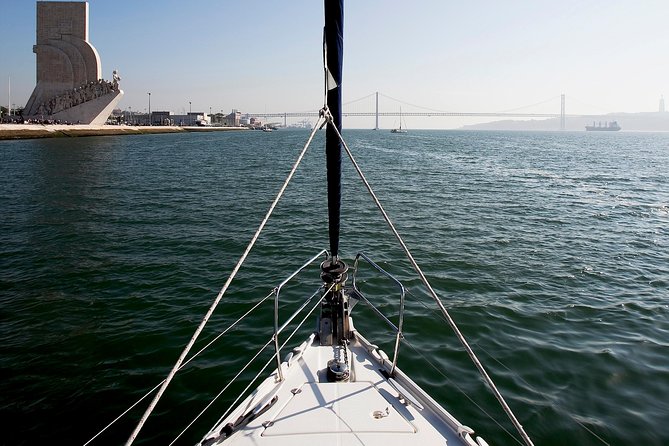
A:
[{"left": 23, "top": 2, "right": 123, "bottom": 125}]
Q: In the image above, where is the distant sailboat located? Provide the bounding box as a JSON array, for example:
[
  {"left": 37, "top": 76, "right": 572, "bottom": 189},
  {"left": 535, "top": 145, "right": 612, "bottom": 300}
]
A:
[{"left": 391, "top": 107, "right": 407, "bottom": 133}]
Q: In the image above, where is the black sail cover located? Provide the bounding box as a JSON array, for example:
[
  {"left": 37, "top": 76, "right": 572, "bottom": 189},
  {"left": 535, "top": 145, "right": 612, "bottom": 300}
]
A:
[{"left": 324, "top": 0, "right": 344, "bottom": 258}]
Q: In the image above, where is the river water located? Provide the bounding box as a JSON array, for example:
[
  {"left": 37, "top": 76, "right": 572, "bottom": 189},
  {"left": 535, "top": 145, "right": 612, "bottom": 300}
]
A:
[{"left": 1, "top": 129, "right": 667, "bottom": 445}]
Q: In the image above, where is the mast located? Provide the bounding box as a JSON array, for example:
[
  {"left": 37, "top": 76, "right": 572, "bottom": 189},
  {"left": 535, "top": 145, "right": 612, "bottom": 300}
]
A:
[
  {"left": 324, "top": 0, "right": 344, "bottom": 259},
  {"left": 320, "top": 0, "right": 350, "bottom": 358}
]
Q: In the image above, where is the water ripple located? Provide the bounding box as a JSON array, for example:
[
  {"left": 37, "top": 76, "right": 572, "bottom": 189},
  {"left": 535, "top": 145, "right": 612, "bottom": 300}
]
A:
[{"left": 1, "top": 130, "right": 668, "bottom": 445}]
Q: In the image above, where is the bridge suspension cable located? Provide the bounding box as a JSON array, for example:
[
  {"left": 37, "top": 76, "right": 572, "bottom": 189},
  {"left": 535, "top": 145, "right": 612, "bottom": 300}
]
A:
[
  {"left": 567, "top": 95, "right": 616, "bottom": 114},
  {"left": 495, "top": 95, "right": 561, "bottom": 114},
  {"left": 343, "top": 92, "right": 377, "bottom": 106},
  {"left": 378, "top": 92, "right": 456, "bottom": 113}
]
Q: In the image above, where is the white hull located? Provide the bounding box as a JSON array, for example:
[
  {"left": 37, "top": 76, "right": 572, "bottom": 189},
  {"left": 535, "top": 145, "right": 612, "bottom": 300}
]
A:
[{"left": 201, "top": 328, "right": 482, "bottom": 446}]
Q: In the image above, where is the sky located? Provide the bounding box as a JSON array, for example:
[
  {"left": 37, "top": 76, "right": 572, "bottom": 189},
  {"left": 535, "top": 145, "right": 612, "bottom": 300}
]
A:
[{"left": 1, "top": 0, "right": 668, "bottom": 129}]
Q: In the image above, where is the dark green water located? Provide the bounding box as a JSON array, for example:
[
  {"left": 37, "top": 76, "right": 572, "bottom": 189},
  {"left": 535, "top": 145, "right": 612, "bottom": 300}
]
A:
[{"left": 1, "top": 129, "right": 668, "bottom": 445}]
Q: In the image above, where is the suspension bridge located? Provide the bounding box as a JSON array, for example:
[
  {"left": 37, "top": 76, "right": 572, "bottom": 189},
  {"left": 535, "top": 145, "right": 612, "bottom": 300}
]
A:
[{"left": 247, "top": 92, "right": 617, "bottom": 130}]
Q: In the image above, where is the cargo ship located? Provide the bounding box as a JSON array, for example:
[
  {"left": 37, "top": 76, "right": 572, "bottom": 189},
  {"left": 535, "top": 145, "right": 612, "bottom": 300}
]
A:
[{"left": 586, "top": 121, "right": 621, "bottom": 131}]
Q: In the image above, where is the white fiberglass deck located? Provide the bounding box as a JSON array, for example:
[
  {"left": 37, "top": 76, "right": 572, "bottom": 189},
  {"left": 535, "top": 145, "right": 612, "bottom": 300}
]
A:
[{"left": 201, "top": 327, "right": 484, "bottom": 446}]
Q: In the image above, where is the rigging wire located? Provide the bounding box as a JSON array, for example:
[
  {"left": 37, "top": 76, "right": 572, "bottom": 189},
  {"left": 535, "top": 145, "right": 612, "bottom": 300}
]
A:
[
  {"left": 470, "top": 341, "right": 612, "bottom": 446},
  {"left": 402, "top": 337, "right": 524, "bottom": 446},
  {"left": 83, "top": 290, "right": 275, "bottom": 445},
  {"left": 169, "top": 337, "right": 275, "bottom": 445},
  {"left": 404, "top": 285, "right": 609, "bottom": 446},
  {"left": 170, "top": 288, "right": 329, "bottom": 444},
  {"left": 325, "top": 111, "right": 535, "bottom": 446},
  {"left": 123, "top": 115, "right": 327, "bottom": 446},
  {"left": 400, "top": 288, "right": 524, "bottom": 445},
  {"left": 213, "top": 284, "right": 331, "bottom": 429}
]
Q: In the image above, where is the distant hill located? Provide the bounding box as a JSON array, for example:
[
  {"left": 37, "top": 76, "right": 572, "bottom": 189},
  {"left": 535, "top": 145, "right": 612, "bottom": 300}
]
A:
[{"left": 460, "top": 112, "right": 669, "bottom": 131}]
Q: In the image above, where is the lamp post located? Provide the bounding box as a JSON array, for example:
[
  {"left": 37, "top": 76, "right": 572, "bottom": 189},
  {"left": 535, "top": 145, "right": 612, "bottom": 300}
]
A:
[{"left": 147, "top": 92, "right": 151, "bottom": 126}]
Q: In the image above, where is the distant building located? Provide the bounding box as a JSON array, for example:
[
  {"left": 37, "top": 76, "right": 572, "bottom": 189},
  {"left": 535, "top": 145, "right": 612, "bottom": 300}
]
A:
[
  {"left": 152, "top": 111, "right": 172, "bottom": 126},
  {"left": 242, "top": 116, "right": 265, "bottom": 128},
  {"left": 120, "top": 110, "right": 229, "bottom": 126},
  {"left": 660, "top": 95, "right": 665, "bottom": 113},
  {"left": 171, "top": 112, "right": 206, "bottom": 126},
  {"left": 223, "top": 109, "right": 241, "bottom": 127}
]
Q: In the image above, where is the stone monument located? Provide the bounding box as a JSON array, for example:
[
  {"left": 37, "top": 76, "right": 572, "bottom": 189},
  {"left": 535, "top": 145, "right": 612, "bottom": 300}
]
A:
[{"left": 24, "top": 1, "right": 123, "bottom": 125}]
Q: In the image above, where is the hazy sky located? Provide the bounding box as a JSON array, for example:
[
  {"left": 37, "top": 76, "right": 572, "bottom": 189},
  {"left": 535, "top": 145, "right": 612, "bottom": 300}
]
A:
[{"left": 1, "top": 0, "right": 668, "bottom": 128}]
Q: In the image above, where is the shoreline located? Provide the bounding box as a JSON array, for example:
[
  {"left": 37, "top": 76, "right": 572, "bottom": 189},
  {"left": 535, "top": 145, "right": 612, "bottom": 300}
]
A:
[{"left": 0, "top": 124, "right": 249, "bottom": 141}]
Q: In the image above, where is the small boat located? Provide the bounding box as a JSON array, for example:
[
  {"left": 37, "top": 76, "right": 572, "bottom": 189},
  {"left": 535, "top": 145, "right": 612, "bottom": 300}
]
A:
[
  {"left": 103, "top": 2, "right": 535, "bottom": 446},
  {"left": 262, "top": 127, "right": 273, "bottom": 132},
  {"left": 585, "top": 120, "right": 621, "bottom": 131},
  {"left": 391, "top": 107, "right": 408, "bottom": 133}
]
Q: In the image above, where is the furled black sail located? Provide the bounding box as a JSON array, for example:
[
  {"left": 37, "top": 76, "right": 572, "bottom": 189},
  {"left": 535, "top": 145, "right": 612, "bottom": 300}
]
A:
[{"left": 324, "top": 0, "right": 344, "bottom": 258}]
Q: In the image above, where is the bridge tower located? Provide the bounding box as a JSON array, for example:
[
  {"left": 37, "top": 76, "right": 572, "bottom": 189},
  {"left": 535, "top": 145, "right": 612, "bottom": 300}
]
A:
[
  {"left": 374, "top": 91, "right": 379, "bottom": 130},
  {"left": 560, "top": 94, "right": 566, "bottom": 130}
]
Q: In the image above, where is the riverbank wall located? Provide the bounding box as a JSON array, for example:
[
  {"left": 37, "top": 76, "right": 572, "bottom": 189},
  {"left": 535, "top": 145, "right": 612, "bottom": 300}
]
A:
[{"left": 0, "top": 124, "right": 249, "bottom": 141}]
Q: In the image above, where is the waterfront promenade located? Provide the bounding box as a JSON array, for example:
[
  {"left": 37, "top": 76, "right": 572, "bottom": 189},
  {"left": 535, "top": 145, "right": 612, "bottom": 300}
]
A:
[{"left": 0, "top": 124, "right": 248, "bottom": 140}]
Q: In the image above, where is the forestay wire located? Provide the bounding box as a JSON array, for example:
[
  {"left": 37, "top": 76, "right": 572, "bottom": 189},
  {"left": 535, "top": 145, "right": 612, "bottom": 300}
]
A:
[
  {"left": 123, "top": 115, "right": 327, "bottom": 446},
  {"left": 323, "top": 110, "right": 535, "bottom": 446}
]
